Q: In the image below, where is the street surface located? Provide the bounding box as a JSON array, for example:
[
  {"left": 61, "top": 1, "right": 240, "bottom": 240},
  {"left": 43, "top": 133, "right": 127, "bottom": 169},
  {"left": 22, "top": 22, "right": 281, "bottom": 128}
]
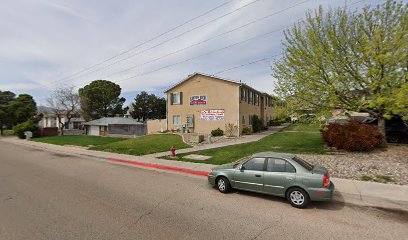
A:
[{"left": 0, "top": 141, "right": 407, "bottom": 240}]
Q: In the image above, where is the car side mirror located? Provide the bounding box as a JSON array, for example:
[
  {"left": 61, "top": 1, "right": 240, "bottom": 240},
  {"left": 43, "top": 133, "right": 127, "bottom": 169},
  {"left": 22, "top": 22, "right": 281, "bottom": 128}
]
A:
[{"left": 239, "top": 165, "right": 245, "bottom": 171}]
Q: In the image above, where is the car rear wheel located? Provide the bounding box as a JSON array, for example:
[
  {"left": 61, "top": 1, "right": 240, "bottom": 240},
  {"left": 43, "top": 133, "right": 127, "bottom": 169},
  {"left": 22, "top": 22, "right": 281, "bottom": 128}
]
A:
[
  {"left": 216, "top": 177, "right": 231, "bottom": 193},
  {"left": 287, "top": 188, "right": 309, "bottom": 208}
]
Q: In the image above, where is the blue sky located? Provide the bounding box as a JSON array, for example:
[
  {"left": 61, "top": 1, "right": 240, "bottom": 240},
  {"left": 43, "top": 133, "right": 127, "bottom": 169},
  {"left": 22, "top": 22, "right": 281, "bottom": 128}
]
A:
[{"left": 0, "top": 0, "right": 394, "bottom": 106}]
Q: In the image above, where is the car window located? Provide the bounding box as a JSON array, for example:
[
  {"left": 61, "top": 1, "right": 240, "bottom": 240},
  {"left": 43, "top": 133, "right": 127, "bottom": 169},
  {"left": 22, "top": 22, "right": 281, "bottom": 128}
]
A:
[
  {"left": 243, "top": 158, "right": 265, "bottom": 171},
  {"left": 267, "top": 158, "right": 296, "bottom": 173},
  {"left": 292, "top": 157, "right": 313, "bottom": 171}
]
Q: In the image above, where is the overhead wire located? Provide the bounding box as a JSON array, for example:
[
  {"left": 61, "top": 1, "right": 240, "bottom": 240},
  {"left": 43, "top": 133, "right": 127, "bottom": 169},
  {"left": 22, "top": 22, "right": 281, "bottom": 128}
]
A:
[
  {"left": 30, "top": 0, "right": 369, "bottom": 95},
  {"left": 55, "top": 0, "right": 261, "bottom": 83}
]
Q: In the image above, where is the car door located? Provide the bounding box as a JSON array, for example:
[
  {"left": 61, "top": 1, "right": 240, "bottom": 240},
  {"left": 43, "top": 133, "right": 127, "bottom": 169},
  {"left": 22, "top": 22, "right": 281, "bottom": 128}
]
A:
[
  {"left": 233, "top": 157, "right": 266, "bottom": 193},
  {"left": 263, "top": 158, "right": 296, "bottom": 197}
]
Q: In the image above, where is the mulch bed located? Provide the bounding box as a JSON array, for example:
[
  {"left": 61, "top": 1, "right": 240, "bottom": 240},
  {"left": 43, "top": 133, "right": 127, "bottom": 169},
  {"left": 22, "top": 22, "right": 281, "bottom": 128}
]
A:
[{"left": 298, "top": 145, "right": 408, "bottom": 185}]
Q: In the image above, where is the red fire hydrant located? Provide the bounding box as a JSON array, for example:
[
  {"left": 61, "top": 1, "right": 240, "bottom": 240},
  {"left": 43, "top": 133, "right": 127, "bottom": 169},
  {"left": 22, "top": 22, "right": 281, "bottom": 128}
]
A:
[{"left": 170, "top": 146, "right": 176, "bottom": 157}]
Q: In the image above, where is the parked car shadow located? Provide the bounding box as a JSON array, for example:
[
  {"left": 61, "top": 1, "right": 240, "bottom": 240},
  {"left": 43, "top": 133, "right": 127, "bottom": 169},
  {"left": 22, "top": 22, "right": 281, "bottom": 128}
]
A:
[{"left": 217, "top": 187, "right": 345, "bottom": 211}]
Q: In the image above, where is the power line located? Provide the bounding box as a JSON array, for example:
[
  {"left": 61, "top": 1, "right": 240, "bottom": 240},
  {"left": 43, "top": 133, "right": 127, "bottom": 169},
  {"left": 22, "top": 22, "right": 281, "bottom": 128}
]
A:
[
  {"left": 104, "top": 0, "right": 309, "bottom": 79},
  {"left": 112, "top": 0, "right": 369, "bottom": 86},
  {"left": 55, "top": 0, "right": 234, "bottom": 82},
  {"left": 32, "top": 0, "right": 369, "bottom": 93},
  {"left": 213, "top": 54, "right": 281, "bottom": 75},
  {"left": 114, "top": 26, "right": 287, "bottom": 84},
  {"left": 56, "top": 0, "right": 262, "bottom": 83}
]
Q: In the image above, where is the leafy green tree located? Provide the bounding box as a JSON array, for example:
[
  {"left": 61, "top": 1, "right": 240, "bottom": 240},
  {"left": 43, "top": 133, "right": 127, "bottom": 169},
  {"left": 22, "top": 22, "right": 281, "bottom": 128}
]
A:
[
  {"left": 130, "top": 91, "right": 166, "bottom": 121},
  {"left": 272, "top": 0, "right": 408, "bottom": 136},
  {"left": 0, "top": 91, "right": 16, "bottom": 135},
  {"left": 0, "top": 91, "right": 37, "bottom": 135},
  {"left": 11, "top": 94, "right": 38, "bottom": 124},
  {"left": 79, "top": 80, "right": 126, "bottom": 120}
]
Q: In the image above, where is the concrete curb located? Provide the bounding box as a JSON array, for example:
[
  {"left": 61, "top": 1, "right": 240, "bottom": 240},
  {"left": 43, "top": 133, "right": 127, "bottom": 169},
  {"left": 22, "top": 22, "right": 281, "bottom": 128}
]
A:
[{"left": 2, "top": 137, "right": 407, "bottom": 212}]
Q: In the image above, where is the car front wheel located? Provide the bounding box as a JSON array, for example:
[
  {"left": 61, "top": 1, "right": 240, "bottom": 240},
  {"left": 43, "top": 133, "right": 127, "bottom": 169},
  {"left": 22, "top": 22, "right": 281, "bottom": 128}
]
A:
[
  {"left": 287, "top": 188, "right": 310, "bottom": 208},
  {"left": 216, "top": 177, "right": 231, "bottom": 193}
]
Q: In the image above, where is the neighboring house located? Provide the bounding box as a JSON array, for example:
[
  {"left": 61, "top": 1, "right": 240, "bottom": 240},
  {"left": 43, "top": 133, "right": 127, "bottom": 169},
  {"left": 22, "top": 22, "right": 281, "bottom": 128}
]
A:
[
  {"left": 165, "top": 72, "right": 278, "bottom": 135},
  {"left": 84, "top": 117, "right": 146, "bottom": 136},
  {"left": 37, "top": 106, "right": 85, "bottom": 130}
]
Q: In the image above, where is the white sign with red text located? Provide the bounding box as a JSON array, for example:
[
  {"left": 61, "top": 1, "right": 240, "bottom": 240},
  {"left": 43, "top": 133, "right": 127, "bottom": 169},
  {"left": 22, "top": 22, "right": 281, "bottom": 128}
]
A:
[{"left": 200, "top": 109, "right": 224, "bottom": 121}]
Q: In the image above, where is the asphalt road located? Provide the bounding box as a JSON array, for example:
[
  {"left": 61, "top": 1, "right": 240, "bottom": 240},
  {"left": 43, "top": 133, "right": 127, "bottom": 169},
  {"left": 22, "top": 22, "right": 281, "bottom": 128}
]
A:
[{"left": 0, "top": 141, "right": 407, "bottom": 240}]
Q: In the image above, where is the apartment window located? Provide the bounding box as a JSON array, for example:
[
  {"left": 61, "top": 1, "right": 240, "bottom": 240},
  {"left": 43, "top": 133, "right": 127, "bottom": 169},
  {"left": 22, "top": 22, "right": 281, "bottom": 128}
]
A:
[
  {"left": 241, "top": 88, "right": 246, "bottom": 101},
  {"left": 171, "top": 92, "right": 183, "bottom": 105},
  {"left": 249, "top": 115, "right": 252, "bottom": 125},
  {"left": 242, "top": 115, "right": 245, "bottom": 124},
  {"left": 173, "top": 115, "right": 181, "bottom": 125}
]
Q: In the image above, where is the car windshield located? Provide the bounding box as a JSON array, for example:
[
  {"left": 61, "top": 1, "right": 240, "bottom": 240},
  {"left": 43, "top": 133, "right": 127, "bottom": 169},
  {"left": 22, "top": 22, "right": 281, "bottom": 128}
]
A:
[
  {"left": 292, "top": 156, "right": 314, "bottom": 171},
  {"left": 233, "top": 157, "right": 250, "bottom": 168}
]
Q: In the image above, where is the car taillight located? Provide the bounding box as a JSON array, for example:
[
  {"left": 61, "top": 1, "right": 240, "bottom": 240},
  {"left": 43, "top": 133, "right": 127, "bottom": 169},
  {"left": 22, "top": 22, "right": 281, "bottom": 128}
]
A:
[{"left": 323, "top": 174, "right": 330, "bottom": 187}]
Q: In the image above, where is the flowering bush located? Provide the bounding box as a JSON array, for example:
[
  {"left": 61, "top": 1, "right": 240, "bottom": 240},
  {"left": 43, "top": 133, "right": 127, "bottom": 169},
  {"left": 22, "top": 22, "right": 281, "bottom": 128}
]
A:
[{"left": 321, "top": 121, "right": 386, "bottom": 152}]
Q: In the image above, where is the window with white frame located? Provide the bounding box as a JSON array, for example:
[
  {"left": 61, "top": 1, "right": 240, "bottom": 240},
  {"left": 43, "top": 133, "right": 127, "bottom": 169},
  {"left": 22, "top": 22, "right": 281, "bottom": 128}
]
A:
[{"left": 173, "top": 115, "right": 181, "bottom": 125}]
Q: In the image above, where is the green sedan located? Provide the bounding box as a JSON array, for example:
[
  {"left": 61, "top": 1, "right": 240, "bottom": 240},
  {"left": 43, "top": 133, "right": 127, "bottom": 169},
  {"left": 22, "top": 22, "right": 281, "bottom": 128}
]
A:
[{"left": 208, "top": 152, "right": 334, "bottom": 208}]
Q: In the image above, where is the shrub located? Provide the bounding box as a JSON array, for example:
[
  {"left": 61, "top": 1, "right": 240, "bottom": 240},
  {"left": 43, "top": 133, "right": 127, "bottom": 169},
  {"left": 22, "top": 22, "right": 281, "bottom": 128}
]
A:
[
  {"left": 224, "top": 123, "right": 238, "bottom": 137},
  {"left": 251, "top": 115, "right": 264, "bottom": 133},
  {"left": 321, "top": 121, "right": 386, "bottom": 152},
  {"left": 211, "top": 128, "right": 224, "bottom": 137},
  {"left": 242, "top": 127, "right": 252, "bottom": 135},
  {"left": 13, "top": 121, "right": 39, "bottom": 139},
  {"left": 268, "top": 116, "right": 289, "bottom": 126}
]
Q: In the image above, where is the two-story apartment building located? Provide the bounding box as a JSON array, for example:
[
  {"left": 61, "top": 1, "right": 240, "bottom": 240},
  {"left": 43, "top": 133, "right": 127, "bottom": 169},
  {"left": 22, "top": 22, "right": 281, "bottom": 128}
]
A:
[{"left": 165, "top": 73, "right": 278, "bottom": 135}]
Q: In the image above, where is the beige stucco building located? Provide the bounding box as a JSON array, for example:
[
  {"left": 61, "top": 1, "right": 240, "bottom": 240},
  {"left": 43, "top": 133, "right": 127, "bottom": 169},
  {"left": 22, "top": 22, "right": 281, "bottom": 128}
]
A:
[{"left": 165, "top": 73, "right": 277, "bottom": 135}]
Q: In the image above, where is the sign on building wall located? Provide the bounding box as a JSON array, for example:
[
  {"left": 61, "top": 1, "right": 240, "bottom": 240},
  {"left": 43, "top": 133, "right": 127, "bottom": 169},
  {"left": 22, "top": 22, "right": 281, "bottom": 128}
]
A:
[
  {"left": 200, "top": 109, "right": 224, "bottom": 121},
  {"left": 190, "top": 95, "right": 207, "bottom": 106}
]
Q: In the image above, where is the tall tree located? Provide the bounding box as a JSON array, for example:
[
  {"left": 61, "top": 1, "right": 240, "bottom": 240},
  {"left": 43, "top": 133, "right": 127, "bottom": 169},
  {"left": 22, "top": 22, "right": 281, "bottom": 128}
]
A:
[
  {"left": 272, "top": 0, "right": 408, "bottom": 136},
  {"left": 0, "top": 91, "right": 16, "bottom": 135},
  {"left": 12, "top": 94, "right": 38, "bottom": 124},
  {"left": 131, "top": 91, "right": 166, "bottom": 121},
  {"left": 79, "top": 80, "right": 126, "bottom": 120},
  {"left": 0, "top": 91, "right": 37, "bottom": 135},
  {"left": 47, "top": 86, "right": 80, "bottom": 136}
]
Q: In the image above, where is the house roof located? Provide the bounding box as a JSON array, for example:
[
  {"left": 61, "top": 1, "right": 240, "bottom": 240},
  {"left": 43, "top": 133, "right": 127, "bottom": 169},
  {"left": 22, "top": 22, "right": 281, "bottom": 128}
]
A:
[
  {"left": 164, "top": 72, "right": 241, "bottom": 93},
  {"left": 84, "top": 117, "right": 143, "bottom": 126}
]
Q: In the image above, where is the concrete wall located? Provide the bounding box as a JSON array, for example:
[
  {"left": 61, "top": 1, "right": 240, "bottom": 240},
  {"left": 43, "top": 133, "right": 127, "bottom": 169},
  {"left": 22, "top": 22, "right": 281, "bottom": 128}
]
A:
[
  {"left": 167, "top": 74, "right": 239, "bottom": 135},
  {"left": 87, "top": 125, "right": 100, "bottom": 136},
  {"left": 147, "top": 119, "right": 167, "bottom": 134}
]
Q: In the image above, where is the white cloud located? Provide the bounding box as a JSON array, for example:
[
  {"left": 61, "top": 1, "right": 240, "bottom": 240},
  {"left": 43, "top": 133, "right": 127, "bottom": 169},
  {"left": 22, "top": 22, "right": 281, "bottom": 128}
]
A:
[{"left": 0, "top": 0, "right": 394, "bottom": 105}]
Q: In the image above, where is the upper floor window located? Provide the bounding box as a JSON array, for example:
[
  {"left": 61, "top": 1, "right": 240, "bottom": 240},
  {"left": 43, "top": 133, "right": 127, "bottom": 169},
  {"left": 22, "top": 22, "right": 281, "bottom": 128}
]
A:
[
  {"left": 171, "top": 92, "right": 182, "bottom": 105},
  {"left": 241, "top": 88, "right": 247, "bottom": 101}
]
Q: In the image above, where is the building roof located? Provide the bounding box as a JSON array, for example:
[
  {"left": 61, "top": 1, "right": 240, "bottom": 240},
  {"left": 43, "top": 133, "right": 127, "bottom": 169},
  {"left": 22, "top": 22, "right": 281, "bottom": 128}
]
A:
[
  {"left": 164, "top": 72, "right": 240, "bottom": 93},
  {"left": 164, "top": 72, "right": 277, "bottom": 99},
  {"left": 84, "top": 117, "right": 143, "bottom": 126}
]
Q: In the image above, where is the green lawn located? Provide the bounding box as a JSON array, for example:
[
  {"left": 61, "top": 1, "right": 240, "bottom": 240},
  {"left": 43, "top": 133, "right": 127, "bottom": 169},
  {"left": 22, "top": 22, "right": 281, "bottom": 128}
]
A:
[
  {"left": 90, "top": 134, "right": 191, "bottom": 156},
  {"left": 167, "top": 124, "right": 327, "bottom": 165},
  {"left": 32, "top": 135, "right": 126, "bottom": 147},
  {"left": 284, "top": 123, "right": 321, "bottom": 132}
]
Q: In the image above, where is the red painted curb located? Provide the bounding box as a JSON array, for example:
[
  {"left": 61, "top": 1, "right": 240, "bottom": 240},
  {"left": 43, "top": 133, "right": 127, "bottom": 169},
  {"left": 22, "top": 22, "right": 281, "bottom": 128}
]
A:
[{"left": 106, "top": 157, "right": 210, "bottom": 177}]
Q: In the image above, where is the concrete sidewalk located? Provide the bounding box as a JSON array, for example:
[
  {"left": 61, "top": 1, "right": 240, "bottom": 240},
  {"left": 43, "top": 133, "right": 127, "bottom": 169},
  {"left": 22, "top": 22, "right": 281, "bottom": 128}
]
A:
[
  {"left": 146, "top": 123, "right": 290, "bottom": 158},
  {"left": 2, "top": 137, "right": 408, "bottom": 212}
]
